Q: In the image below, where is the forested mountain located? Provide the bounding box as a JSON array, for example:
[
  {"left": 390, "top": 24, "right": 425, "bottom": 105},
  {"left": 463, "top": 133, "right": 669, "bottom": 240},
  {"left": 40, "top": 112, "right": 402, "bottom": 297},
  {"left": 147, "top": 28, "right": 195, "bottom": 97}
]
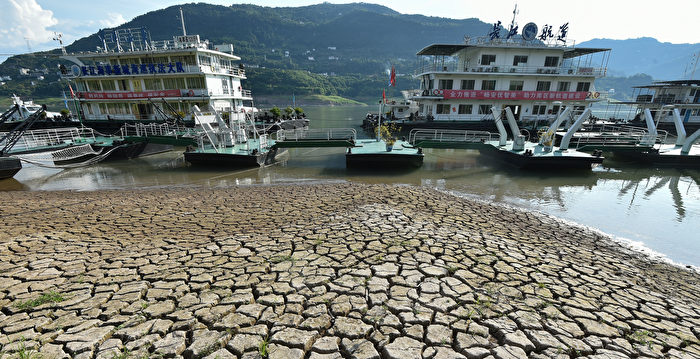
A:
[{"left": 579, "top": 38, "right": 700, "bottom": 80}]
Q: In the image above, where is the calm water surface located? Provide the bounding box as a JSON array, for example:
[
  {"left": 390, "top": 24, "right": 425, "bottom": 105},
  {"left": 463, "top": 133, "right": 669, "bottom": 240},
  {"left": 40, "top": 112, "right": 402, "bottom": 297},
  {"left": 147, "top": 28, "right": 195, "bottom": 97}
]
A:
[{"left": 3, "top": 106, "right": 699, "bottom": 267}]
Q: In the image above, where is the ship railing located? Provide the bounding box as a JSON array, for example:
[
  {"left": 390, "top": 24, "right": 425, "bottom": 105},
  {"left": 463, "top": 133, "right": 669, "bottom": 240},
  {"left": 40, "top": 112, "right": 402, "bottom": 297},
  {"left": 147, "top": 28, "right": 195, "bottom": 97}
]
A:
[
  {"left": 0, "top": 127, "right": 96, "bottom": 153},
  {"left": 414, "top": 63, "right": 606, "bottom": 77},
  {"left": 276, "top": 128, "right": 357, "bottom": 142},
  {"left": 408, "top": 128, "right": 495, "bottom": 145},
  {"left": 119, "top": 123, "right": 199, "bottom": 138},
  {"left": 570, "top": 125, "right": 669, "bottom": 148}
]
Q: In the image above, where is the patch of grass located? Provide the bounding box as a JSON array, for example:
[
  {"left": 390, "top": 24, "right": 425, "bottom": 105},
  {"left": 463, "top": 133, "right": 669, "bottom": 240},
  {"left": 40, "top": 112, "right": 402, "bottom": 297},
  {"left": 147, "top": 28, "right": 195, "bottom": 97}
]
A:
[
  {"left": 447, "top": 266, "right": 458, "bottom": 275},
  {"left": 537, "top": 282, "right": 547, "bottom": 289},
  {"left": 140, "top": 302, "right": 149, "bottom": 309},
  {"left": 258, "top": 336, "right": 270, "bottom": 358},
  {"left": 15, "top": 291, "right": 64, "bottom": 310},
  {"left": 627, "top": 329, "right": 654, "bottom": 349},
  {"left": 270, "top": 255, "right": 294, "bottom": 264},
  {"left": 111, "top": 347, "right": 131, "bottom": 359}
]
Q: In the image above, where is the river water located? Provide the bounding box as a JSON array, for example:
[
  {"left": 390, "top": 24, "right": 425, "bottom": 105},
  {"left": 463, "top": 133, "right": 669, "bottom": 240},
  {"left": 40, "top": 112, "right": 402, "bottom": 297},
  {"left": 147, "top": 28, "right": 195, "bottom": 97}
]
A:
[{"left": 3, "top": 106, "right": 699, "bottom": 268}]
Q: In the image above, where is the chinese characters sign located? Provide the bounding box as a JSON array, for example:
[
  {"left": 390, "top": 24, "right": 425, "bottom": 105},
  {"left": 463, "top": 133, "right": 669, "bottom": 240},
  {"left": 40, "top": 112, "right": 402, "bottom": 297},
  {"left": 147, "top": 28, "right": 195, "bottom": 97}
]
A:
[
  {"left": 77, "top": 89, "right": 184, "bottom": 100},
  {"left": 79, "top": 62, "right": 186, "bottom": 76},
  {"left": 438, "top": 90, "right": 588, "bottom": 101}
]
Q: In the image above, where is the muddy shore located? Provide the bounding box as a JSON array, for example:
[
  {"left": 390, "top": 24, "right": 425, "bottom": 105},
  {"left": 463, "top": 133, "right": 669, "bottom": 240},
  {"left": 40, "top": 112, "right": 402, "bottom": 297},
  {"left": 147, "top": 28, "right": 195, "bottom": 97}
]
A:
[{"left": 0, "top": 183, "right": 698, "bottom": 358}]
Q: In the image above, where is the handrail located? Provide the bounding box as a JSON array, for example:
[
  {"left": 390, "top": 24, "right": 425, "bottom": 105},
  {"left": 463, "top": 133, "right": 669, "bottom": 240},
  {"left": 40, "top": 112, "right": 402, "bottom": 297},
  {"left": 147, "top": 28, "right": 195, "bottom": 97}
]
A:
[
  {"left": 408, "top": 128, "right": 495, "bottom": 145},
  {"left": 276, "top": 128, "right": 356, "bottom": 142},
  {"left": 415, "top": 63, "right": 607, "bottom": 77},
  {"left": 0, "top": 127, "right": 97, "bottom": 154},
  {"left": 570, "top": 125, "right": 669, "bottom": 149}
]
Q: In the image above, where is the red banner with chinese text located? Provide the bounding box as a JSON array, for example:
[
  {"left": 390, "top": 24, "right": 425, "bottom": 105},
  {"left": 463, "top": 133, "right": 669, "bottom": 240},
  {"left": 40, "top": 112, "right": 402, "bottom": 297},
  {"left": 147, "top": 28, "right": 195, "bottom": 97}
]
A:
[
  {"left": 77, "top": 89, "right": 184, "bottom": 100},
  {"left": 437, "top": 89, "right": 588, "bottom": 101}
]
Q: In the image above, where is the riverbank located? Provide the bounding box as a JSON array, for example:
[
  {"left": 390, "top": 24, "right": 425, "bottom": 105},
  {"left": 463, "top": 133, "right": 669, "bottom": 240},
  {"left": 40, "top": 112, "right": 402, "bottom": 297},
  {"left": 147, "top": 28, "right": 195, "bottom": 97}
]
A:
[{"left": 0, "top": 183, "right": 698, "bottom": 358}]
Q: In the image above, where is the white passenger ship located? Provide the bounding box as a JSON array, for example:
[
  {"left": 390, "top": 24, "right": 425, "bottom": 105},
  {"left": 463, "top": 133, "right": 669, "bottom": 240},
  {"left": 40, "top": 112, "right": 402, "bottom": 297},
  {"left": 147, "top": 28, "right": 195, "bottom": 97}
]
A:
[
  {"left": 624, "top": 80, "right": 700, "bottom": 132},
  {"left": 60, "top": 16, "right": 254, "bottom": 131},
  {"left": 408, "top": 19, "right": 610, "bottom": 131}
]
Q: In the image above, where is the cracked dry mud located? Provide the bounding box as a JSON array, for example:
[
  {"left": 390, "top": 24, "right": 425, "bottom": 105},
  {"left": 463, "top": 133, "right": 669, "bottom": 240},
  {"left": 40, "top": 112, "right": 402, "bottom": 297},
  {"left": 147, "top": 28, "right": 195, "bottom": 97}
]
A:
[{"left": 0, "top": 183, "right": 699, "bottom": 359}]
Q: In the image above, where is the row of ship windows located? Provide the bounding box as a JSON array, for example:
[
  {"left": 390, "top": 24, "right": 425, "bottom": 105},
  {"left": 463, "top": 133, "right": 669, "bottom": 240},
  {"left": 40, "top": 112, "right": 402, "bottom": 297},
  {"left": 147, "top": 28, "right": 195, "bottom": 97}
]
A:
[
  {"left": 76, "top": 77, "right": 207, "bottom": 92},
  {"left": 479, "top": 54, "right": 559, "bottom": 67},
  {"left": 432, "top": 104, "right": 565, "bottom": 115},
  {"left": 85, "top": 54, "right": 235, "bottom": 69},
  {"left": 432, "top": 79, "right": 591, "bottom": 92}
]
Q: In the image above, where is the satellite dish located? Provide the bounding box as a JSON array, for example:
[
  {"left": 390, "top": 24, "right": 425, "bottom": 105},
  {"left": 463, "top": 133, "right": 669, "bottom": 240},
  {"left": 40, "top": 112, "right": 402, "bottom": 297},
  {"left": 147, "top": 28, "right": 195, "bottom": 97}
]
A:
[{"left": 522, "top": 22, "right": 538, "bottom": 41}]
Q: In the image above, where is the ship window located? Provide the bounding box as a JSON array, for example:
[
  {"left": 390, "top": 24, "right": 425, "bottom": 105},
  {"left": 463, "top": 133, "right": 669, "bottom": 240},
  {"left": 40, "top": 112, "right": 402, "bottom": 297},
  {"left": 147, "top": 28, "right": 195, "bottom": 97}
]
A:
[
  {"left": 461, "top": 80, "right": 475, "bottom": 90},
  {"left": 557, "top": 82, "right": 571, "bottom": 91},
  {"left": 552, "top": 105, "right": 561, "bottom": 114},
  {"left": 478, "top": 105, "right": 492, "bottom": 114},
  {"left": 163, "top": 78, "right": 186, "bottom": 90},
  {"left": 198, "top": 55, "right": 212, "bottom": 66},
  {"left": 532, "top": 105, "right": 547, "bottom": 115},
  {"left": 481, "top": 80, "right": 496, "bottom": 91},
  {"left": 509, "top": 81, "right": 524, "bottom": 91},
  {"left": 76, "top": 81, "right": 87, "bottom": 92},
  {"left": 513, "top": 55, "right": 528, "bottom": 66},
  {"left": 117, "top": 80, "right": 128, "bottom": 91},
  {"left": 86, "top": 80, "right": 102, "bottom": 91},
  {"left": 186, "top": 77, "right": 205, "bottom": 89},
  {"left": 101, "top": 80, "right": 116, "bottom": 91},
  {"left": 544, "top": 56, "right": 559, "bottom": 67},
  {"left": 144, "top": 79, "right": 164, "bottom": 90},
  {"left": 576, "top": 82, "right": 591, "bottom": 92},
  {"left": 536, "top": 81, "right": 551, "bottom": 91},
  {"left": 438, "top": 79, "right": 453, "bottom": 90},
  {"left": 680, "top": 109, "right": 686, "bottom": 116},
  {"left": 481, "top": 54, "right": 496, "bottom": 65},
  {"left": 222, "top": 79, "right": 230, "bottom": 94},
  {"left": 458, "top": 104, "right": 472, "bottom": 114},
  {"left": 436, "top": 104, "right": 451, "bottom": 114}
]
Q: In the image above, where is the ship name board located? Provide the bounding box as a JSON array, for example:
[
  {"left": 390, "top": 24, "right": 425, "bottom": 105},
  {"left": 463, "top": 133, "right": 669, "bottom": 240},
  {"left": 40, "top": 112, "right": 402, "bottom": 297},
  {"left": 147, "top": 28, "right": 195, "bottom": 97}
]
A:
[
  {"left": 79, "top": 62, "right": 186, "bottom": 76},
  {"left": 438, "top": 90, "right": 588, "bottom": 101}
]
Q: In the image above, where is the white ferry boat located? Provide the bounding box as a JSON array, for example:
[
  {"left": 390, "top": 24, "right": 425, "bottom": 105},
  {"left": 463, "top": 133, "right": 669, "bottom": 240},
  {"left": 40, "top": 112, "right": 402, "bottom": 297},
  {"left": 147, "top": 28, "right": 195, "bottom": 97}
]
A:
[
  {"left": 60, "top": 13, "right": 254, "bottom": 132},
  {"left": 0, "top": 95, "right": 66, "bottom": 131},
  {"left": 623, "top": 80, "right": 700, "bottom": 133},
  {"left": 408, "top": 19, "right": 610, "bottom": 132}
]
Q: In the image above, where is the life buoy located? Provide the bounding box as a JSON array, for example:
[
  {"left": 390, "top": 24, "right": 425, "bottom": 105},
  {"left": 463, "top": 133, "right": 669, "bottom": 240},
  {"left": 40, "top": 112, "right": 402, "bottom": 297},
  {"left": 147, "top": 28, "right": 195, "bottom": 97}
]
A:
[
  {"left": 188, "top": 89, "right": 195, "bottom": 97},
  {"left": 432, "top": 89, "right": 440, "bottom": 95},
  {"left": 593, "top": 91, "right": 600, "bottom": 99}
]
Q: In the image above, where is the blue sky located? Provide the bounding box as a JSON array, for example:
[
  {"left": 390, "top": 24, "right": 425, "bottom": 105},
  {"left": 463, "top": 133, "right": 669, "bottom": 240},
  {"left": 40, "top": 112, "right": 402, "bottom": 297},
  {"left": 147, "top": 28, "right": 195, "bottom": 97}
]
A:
[{"left": 1, "top": 0, "right": 698, "bottom": 63}]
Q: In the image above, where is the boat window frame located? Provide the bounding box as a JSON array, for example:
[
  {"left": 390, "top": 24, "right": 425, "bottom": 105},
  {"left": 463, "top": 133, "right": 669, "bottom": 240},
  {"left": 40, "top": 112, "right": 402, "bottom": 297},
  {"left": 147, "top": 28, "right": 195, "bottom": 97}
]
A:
[
  {"left": 509, "top": 80, "right": 524, "bottom": 91},
  {"left": 544, "top": 56, "right": 559, "bottom": 67},
  {"left": 512, "top": 55, "right": 528, "bottom": 66},
  {"left": 481, "top": 54, "right": 496, "bottom": 66},
  {"left": 458, "top": 104, "right": 472, "bottom": 114},
  {"left": 481, "top": 80, "right": 496, "bottom": 91},
  {"left": 536, "top": 81, "right": 551, "bottom": 92}
]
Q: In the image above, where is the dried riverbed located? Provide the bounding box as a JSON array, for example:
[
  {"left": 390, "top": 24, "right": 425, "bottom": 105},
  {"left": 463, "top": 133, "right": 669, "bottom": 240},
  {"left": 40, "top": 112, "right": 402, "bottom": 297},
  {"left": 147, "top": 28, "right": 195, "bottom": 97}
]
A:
[{"left": 0, "top": 183, "right": 699, "bottom": 359}]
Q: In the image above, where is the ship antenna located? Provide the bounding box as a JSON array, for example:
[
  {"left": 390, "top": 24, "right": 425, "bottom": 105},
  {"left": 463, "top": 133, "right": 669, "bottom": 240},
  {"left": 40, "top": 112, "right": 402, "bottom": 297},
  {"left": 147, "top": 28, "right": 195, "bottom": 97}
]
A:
[
  {"left": 180, "top": 7, "right": 187, "bottom": 36},
  {"left": 510, "top": 3, "right": 518, "bottom": 30}
]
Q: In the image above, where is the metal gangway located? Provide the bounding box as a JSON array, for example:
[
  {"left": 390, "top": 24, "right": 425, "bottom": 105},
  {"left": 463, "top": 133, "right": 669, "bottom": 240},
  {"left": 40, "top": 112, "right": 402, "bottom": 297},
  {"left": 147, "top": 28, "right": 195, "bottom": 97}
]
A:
[
  {"left": 408, "top": 128, "right": 496, "bottom": 149},
  {"left": 120, "top": 123, "right": 200, "bottom": 146},
  {"left": 0, "top": 127, "right": 97, "bottom": 155},
  {"left": 273, "top": 128, "right": 357, "bottom": 148},
  {"left": 567, "top": 124, "right": 669, "bottom": 152}
]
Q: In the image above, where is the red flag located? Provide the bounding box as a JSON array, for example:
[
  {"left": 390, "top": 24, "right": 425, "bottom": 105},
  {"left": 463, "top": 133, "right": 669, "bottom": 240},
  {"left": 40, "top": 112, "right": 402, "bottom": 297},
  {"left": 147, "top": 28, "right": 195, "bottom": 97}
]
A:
[
  {"left": 382, "top": 89, "right": 386, "bottom": 103},
  {"left": 390, "top": 65, "right": 396, "bottom": 87},
  {"left": 68, "top": 83, "right": 76, "bottom": 98}
]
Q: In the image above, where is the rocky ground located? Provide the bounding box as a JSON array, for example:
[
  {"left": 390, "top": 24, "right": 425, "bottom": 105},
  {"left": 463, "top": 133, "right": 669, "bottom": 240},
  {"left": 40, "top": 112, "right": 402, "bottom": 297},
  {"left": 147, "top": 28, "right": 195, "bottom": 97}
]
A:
[{"left": 0, "top": 183, "right": 699, "bottom": 359}]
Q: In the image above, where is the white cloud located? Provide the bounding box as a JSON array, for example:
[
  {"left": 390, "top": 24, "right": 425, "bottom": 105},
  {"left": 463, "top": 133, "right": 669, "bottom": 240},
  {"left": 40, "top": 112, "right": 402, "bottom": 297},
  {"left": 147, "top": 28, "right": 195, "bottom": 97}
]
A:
[
  {"left": 0, "top": 0, "right": 58, "bottom": 48},
  {"left": 99, "top": 12, "right": 127, "bottom": 28}
]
